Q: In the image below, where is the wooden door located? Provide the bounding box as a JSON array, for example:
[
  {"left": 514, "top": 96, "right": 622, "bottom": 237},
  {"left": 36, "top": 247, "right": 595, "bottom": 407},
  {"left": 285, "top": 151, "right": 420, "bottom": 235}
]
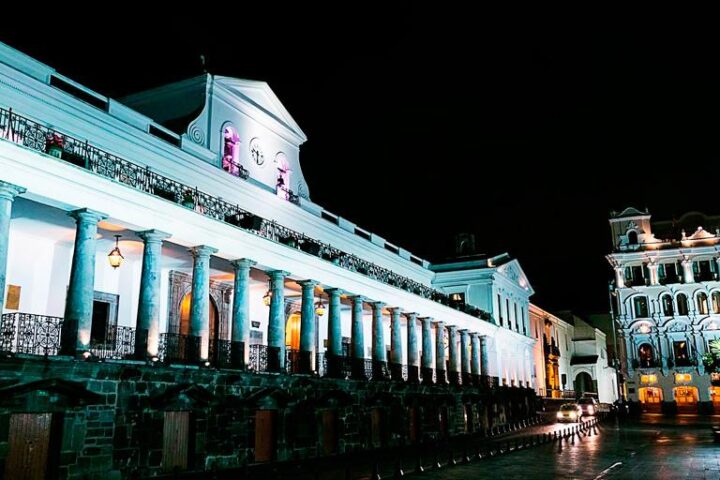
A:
[
  {"left": 254, "top": 410, "right": 277, "bottom": 462},
  {"left": 321, "top": 410, "right": 337, "bottom": 455},
  {"left": 162, "top": 411, "right": 190, "bottom": 472},
  {"left": 370, "top": 408, "right": 382, "bottom": 447},
  {"left": 408, "top": 407, "right": 419, "bottom": 443},
  {"left": 4, "top": 413, "right": 52, "bottom": 480}
]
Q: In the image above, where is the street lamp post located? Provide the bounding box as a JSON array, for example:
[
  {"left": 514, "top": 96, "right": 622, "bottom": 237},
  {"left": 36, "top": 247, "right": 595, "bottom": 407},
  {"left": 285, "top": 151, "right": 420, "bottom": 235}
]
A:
[{"left": 608, "top": 280, "right": 624, "bottom": 402}]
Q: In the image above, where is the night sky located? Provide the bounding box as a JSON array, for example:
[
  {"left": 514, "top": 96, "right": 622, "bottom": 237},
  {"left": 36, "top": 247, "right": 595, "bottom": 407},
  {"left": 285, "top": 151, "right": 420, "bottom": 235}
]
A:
[{"left": 2, "top": 8, "right": 718, "bottom": 316}]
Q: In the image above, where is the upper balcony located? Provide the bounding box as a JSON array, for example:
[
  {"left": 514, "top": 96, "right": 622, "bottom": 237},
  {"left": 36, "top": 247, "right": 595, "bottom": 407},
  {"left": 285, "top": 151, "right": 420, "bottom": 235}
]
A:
[{"left": 0, "top": 107, "right": 494, "bottom": 324}]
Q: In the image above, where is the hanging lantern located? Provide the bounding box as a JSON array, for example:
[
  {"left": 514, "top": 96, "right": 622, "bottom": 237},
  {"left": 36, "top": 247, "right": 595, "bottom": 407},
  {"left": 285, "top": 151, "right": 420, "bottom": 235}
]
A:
[
  {"left": 263, "top": 284, "right": 272, "bottom": 306},
  {"left": 108, "top": 235, "right": 124, "bottom": 269},
  {"left": 315, "top": 298, "right": 326, "bottom": 316}
]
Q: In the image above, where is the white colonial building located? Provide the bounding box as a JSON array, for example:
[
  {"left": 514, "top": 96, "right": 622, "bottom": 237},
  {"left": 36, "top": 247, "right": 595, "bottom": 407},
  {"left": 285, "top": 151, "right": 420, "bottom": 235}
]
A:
[
  {"left": 608, "top": 207, "right": 720, "bottom": 413},
  {"left": 0, "top": 41, "right": 536, "bottom": 390},
  {"left": 529, "top": 305, "right": 617, "bottom": 403}
]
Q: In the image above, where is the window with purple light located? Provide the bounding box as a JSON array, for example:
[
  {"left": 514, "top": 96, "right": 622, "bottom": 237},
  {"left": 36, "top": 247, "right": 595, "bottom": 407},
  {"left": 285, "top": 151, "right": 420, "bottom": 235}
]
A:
[{"left": 222, "top": 126, "right": 241, "bottom": 176}]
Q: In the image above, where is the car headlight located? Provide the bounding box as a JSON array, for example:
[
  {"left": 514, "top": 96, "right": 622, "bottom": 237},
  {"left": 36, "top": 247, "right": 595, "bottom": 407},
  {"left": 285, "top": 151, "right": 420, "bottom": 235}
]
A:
[
  {"left": 588, "top": 406, "right": 595, "bottom": 415},
  {"left": 557, "top": 412, "right": 563, "bottom": 419},
  {"left": 569, "top": 412, "right": 577, "bottom": 419}
]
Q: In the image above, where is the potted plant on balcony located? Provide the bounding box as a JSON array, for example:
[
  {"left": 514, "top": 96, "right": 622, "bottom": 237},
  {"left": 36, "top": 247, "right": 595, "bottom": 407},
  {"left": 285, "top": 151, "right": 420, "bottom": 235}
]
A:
[
  {"left": 181, "top": 190, "right": 195, "bottom": 209},
  {"left": 45, "top": 133, "right": 64, "bottom": 158}
]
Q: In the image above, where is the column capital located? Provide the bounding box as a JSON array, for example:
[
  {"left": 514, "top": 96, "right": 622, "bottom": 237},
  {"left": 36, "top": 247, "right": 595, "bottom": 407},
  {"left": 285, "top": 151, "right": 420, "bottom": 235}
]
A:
[
  {"left": 0, "top": 181, "right": 26, "bottom": 201},
  {"left": 404, "top": 312, "right": 418, "bottom": 319},
  {"left": 350, "top": 295, "right": 366, "bottom": 305},
  {"left": 190, "top": 245, "right": 218, "bottom": 258},
  {"left": 419, "top": 316, "right": 434, "bottom": 323},
  {"left": 447, "top": 324, "right": 458, "bottom": 332},
  {"left": 458, "top": 328, "right": 469, "bottom": 334},
  {"left": 324, "top": 287, "right": 344, "bottom": 296},
  {"left": 434, "top": 319, "right": 445, "bottom": 327},
  {"left": 137, "top": 229, "right": 171, "bottom": 244},
  {"left": 388, "top": 307, "right": 403, "bottom": 315},
  {"left": 371, "top": 301, "right": 386, "bottom": 311},
  {"left": 68, "top": 208, "right": 107, "bottom": 224},
  {"left": 267, "top": 269, "right": 290, "bottom": 280},
  {"left": 230, "top": 258, "right": 257, "bottom": 270},
  {"left": 298, "top": 279, "right": 320, "bottom": 289}
]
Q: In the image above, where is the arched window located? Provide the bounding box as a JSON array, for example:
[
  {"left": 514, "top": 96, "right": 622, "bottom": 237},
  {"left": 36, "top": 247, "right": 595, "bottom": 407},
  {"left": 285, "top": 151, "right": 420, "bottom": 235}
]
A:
[
  {"left": 677, "top": 293, "right": 689, "bottom": 316},
  {"left": 628, "top": 231, "right": 638, "bottom": 245},
  {"left": 697, "top": 292, "right": 709, "bottom": 315},
  {"left": 633, "top": 296, "right": 649, "bottom": 318},
  {"left": 275, "top": 153, "right": 290, "bottom": 200},
  {"left": 712, "top": 292, "right": 720, "bottom": 314},
  {"left": 638, "top": 343, "right": 655, "bottom": 368},
  {"left": 661, "top": 294, "right": 674, "bottom": 316},
  {"left": 222, "top": 126, "right": 241, "bottom": 176}
]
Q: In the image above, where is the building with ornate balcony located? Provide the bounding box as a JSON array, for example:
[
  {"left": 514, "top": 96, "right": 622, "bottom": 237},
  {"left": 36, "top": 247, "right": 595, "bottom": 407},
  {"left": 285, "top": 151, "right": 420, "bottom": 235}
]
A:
[
  {"left": 607, "top": 207, "right": 720, "bottom": 414},
  {"left": 0, "top": 42, "right": 538, "bottom": 478},
  {"left": 529, "top": 305, "right": 617, "bottom": 403}
]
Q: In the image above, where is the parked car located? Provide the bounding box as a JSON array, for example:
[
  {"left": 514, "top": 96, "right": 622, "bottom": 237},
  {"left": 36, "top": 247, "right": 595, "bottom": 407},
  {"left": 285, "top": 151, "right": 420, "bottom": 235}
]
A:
[
  {"left": 557, "top": 403, "right": 582, "bottom": 423},
  {"left": 577, "top": 397, "right": 598, "bottom": 416}
]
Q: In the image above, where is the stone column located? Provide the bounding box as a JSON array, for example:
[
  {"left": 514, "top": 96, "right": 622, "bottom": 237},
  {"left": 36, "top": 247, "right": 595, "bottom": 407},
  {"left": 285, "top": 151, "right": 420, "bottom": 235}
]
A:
[
  {"left": 371, "top": 302, "right": 388, "bottom": 380},
  {"left": 325, "top": 288, "right": 343, "bottom": 378},
  {"left": 460, "top": 329, "right": 471, "bottom": 385},
  {"left": 480, "top": 335, "right": 490, "bottom": 377},
  {"left": 647, "top": 263, "right": 659, "bottom": 286},
  {"left": 389, "top": 307, "right": 404, "bottom": 381},
  {"left": 447, "top": 325, "right": 460, "bottom": 385},
  {"left": 135, "top": 230, "right": 170, "bottom": 359},
  {"left": 230, "top": 258, "right": 255, "bottom": 369},
  {"left": 189, "top": 245, "right": 218, "bottom": 363},
  {"left": 0, "top": 182, "right": 24, "bottom": 314},
  {"left": 267, "top": 270, "right": 288, "bottom": 372},
  {"left": 681, "top": 258, "right": 695, "bottom": 284},
  {"left": 435, "top": 320, "right": 447, "bottom": 384},
  {"left": 470, "top": 332, "right": 481, "bottom": 384},
  {"left": 351, "top": 295, "right": 366, "bottom": 380},
  {"left": 298, "top": 280, "right": 319, "bottom": 374},
  {"left": 614, "top": 266, "right": 625, "bottom": 289},
  {"left": 60, "top": 208, "right": 107, "bottom": 356},
  {"left": 420, "top": 317, "right": 434, "bottom": 385},
  {"left": 405, "top": 312, "right": 419, "bottom": 383}
]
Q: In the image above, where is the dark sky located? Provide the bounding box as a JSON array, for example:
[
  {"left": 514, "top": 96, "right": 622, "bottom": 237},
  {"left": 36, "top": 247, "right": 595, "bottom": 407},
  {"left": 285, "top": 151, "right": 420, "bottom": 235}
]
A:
[{"left": 2, "top": 7, "right": 718, "bottom": 316}]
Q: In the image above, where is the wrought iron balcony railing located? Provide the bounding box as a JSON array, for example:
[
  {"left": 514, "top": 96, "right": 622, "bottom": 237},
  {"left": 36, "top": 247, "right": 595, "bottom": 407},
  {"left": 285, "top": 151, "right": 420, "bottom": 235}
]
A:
[
  {"left": 89, "top": 325, "right": 139, "bottom": 360},
  {"left": 0, "top": 107, "right": 492, "bottom": 323},
  {"left": 0, "top": 312, "right": 63, "bottom": 356},
  {"left": 158, "top": 333, "right": 201, "bottom": 364}
]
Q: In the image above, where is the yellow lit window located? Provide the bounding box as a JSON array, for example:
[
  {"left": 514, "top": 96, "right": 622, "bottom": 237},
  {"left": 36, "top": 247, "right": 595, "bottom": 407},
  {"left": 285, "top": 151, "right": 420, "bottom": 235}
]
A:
[
  {"left": 675, "top": 373, "right": 692, "bottom": 383},
  {"left": 640, "top": 374, "right": 657, "bottom": 384}
]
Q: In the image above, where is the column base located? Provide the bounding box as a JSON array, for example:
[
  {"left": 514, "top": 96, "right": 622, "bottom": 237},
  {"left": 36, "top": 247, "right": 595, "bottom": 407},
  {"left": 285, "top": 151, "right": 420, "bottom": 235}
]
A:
[
  {"left": 448, "top": 371, "right": 460, "bottom": 386},
  {"left": 462, "top": 372, "right": 473, "bottom": 386},
  {"left": 372, "top": 360, "right": 389, "bottom": 381},
  {"left": 436, "top": 369, "right": 448, "bottom": 385},
  {"left": 389, "top": 362, "right": 404, "bottom": 381},
  {"left": 351, "top": 358, "right": 367, "bottom": 380},
  {"left": 407, "top": 365, "right": 420, "bottom": 384},
  {"left": 471, "top": 374, "right": 481, "bottom": 386},
  {"left": 230, "top": 341, "right": 246, "bottom": 370},
  {"left": 267, "top": 346, "right": 283, "bottom": 373},
  {"left": 132, "top": 329, "right": 150, "bottom": 361},
  {"left": 298, "top": 350, "right": 313, "bottom": 374},
  {"left": 421, "top": 367, "right": 435, "bottom": 385}
]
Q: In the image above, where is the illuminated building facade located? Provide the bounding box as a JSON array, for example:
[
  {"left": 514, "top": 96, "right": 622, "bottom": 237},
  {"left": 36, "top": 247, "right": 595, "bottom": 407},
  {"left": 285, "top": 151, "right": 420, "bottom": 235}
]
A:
[
  {"left": 529, "top": 305, "right": 617, "bottom": 403},
  {"left": 607, "top": 207, "right": 720, "bottom": 413},
  {"left": 0, "top": 42, "right": 537, "bottom": 478}
]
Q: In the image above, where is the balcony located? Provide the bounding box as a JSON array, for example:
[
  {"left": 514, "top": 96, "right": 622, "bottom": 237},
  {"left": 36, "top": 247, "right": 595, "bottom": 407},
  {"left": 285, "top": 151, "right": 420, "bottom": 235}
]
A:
[{"left": 0, "top": 107, "right": 493, "bottom": 323}]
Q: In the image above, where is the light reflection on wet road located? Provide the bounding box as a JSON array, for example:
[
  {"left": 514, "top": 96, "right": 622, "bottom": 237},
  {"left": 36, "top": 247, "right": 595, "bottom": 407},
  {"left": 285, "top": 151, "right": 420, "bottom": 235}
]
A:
[{"left": 425, "top": 415, "right": 720, "bottom": 479}]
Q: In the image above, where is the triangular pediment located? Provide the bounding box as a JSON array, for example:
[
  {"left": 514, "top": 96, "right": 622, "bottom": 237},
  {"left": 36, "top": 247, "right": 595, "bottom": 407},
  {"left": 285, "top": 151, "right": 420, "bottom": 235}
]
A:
[
  {"left": 497, "top": 258, "right": 534, "bottom": 295},
  {"left": 214, "top": 77, "right": 307, "bottom": 143}
]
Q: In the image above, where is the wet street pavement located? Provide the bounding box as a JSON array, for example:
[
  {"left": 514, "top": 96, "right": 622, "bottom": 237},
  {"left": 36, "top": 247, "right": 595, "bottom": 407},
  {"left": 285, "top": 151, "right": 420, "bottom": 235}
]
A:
[{"left": 423, "top": 415, "right": 720, "bottom": 480}]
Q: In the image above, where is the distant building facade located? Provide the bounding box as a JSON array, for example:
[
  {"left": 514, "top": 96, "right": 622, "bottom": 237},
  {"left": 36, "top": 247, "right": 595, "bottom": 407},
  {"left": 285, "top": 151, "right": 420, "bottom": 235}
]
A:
[
  {"left": 529, "top": 305, "right": 617, "bottom": 403},
  {"left": 607, "top": 207, "right": 720, "bottom": 413}
]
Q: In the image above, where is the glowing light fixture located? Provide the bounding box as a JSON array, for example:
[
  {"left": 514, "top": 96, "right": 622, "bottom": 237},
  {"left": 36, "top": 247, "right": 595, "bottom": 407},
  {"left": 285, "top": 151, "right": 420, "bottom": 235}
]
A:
[
  {"left": 263, "top": 281, "right": 272, "bottom": 306},
  {"left": 108, "top": 235, "right": 124, "bottom": 269},
  {"left": 638, "top": 324, "right": 650, "bottom": 334},
  {"left": 315, "top": 298, "right": 326, "bottom": 316}
]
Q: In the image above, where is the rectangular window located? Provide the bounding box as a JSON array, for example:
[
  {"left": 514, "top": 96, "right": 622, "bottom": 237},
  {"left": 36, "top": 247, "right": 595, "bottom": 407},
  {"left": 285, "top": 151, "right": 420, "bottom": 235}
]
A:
[
  {"left": 696, "top": 260, "right": 714, "bottom": 281},
  {"left": 659, "top": 263, "right": 679, "bottom": 284},
  {"left": 633, "top": 296, "right": 649, "bottom": 318},
  {"left": 673, "top": 341, "right": 690, "bottom": 366},
  {"left": 506, "top": 299, "right": 511, "bottom": 329},
  {"left": 630, "top": 265, "right": 645, "bottom": 286},
  {"left": 514, "top": 304, "right": 518, "bottom": 332},
  {"left": 497, "top": 294, "right": 503, "bottom": 326},
  {"left": 640, "top": 374, "right": 657, "bottom": 384}
]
